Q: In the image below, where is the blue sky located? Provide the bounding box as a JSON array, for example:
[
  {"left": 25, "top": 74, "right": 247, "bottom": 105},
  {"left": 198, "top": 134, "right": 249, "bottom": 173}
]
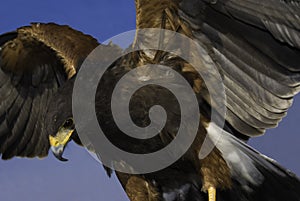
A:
[{"left": 0, "top": 1, "right": 299, "bottom": 201}]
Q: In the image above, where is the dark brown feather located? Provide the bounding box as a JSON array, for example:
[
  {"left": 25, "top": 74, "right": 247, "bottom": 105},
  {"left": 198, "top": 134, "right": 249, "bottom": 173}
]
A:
[
  {"left": 127, "top": 0, "right": 300, "bottom": 200},
  {"left": 0, "top": 23, "right": 99, "bottom": 158},
  {"left": 0, "top": 2, "right": 300, "bottom": 200}
]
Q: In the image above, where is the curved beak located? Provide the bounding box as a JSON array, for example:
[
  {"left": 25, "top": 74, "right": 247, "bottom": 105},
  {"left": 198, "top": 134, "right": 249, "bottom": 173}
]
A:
[
  {"left": 49, "top": 128, "right": 74, "bottom": 162},
  {"left": 51, "top": 145, "right": 68, "bottom": 161}
]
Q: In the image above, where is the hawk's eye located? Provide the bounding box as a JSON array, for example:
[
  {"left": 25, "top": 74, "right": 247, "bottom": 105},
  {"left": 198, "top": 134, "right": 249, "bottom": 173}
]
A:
[{"left": 63, "top": 118, "right": 74, "bottom": 128}]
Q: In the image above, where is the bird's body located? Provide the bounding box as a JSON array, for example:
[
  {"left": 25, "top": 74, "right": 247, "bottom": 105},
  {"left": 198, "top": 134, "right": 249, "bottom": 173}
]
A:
[{"left": 1, "top": 0, "right": 300, "bottom": 200}]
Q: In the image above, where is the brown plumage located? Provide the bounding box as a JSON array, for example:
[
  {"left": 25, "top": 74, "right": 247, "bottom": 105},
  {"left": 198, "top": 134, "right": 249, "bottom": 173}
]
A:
[
  {"left": 1, "top": 0, "right": 300, "bottom": 201},
  {"left": 0, "top": 23, "right": 98, "bottom": 159}
]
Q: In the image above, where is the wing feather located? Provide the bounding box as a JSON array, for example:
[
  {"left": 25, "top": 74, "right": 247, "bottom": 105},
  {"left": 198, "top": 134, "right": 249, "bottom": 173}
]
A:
[
  {"left": 0, "top": 23, "right": 98, "bottom": 159},
  {"left": 2, "top": 89, "right": 32, "bottom": 159},
  {"left": 135, "top": 0, "right": 300, "bottom": 138}
]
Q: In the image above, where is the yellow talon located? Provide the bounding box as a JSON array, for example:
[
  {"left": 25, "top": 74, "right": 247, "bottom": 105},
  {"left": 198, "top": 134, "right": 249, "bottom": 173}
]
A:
[{"left": 208, "top": 186, "right": 216, "bottom": 201}]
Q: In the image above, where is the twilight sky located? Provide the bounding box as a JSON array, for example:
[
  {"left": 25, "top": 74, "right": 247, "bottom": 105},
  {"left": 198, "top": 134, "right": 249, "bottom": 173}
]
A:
[{"left": 0, "top": 1, "right": 299, "bottom": 201}]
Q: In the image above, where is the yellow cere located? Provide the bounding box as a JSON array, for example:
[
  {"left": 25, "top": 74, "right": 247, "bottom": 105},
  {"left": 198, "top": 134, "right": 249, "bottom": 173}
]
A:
[{"left": 49, "top": 128, "right": 74, "bottom": 147}]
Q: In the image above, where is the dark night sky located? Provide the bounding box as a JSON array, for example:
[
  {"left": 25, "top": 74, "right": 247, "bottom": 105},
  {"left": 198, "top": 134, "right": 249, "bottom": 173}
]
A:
[{"left": 0, "top": 1, "right": 299, "bottom": 201}]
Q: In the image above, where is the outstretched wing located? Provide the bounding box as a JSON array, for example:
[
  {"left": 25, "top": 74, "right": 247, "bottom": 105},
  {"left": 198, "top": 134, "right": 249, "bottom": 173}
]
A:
[
  {"left": 134, "top": 0, "right": 300, "bottom": 139},
  {"left": 0, "top": 23, "right": 98, "bottom": 159},
  {"left": 117, "top": 1, "right": 300, "bottom": 200}
]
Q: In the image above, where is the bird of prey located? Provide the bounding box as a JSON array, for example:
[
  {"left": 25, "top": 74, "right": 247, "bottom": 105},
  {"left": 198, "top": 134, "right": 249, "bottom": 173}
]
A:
[{"left": 1, "top": 0, "right": 300, "bottom": 201}]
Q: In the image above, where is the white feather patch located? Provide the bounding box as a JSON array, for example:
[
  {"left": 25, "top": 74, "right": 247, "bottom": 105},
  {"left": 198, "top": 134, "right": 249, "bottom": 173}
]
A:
[
  {"left": 204, "top": 122, "right": 265, "bottom": 188},
  {"left": 162, "top": 184, "right": 190, "bottom": 201}
]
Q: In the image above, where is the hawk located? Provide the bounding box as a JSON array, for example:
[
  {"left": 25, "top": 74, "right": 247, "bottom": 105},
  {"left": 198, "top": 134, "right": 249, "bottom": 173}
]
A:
[{"left": 0, "top": 0, "right": 300, "bottom": 200}]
